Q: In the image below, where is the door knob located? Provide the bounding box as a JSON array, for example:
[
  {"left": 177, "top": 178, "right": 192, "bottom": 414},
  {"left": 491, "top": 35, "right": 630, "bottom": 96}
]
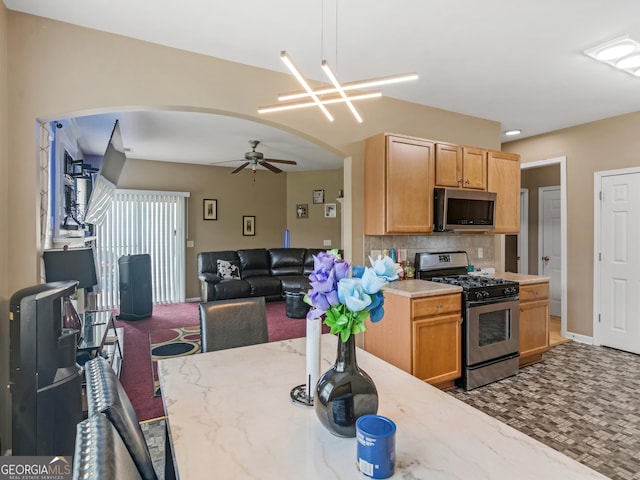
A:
[{"left": 542, "top": 256, "right": 550, "bottom": 261}]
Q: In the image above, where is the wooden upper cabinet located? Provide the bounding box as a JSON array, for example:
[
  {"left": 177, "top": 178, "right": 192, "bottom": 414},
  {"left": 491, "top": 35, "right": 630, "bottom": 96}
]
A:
[
  {"left": 365, "top": 133, "right": 435, "bottom": 234},
  {"left": 487, "top": 150, "right": 521, "bottom": 233},
  {"left": 435, "top": 143, "right": 487, "bottom": 191}
]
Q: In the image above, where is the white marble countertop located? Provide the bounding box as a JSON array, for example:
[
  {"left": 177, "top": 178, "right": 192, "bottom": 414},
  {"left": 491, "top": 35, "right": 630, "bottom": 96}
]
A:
[
  {"left": 382, "top": 279, "right": 462, "bottom": 298},
  {"left": 159, "top": 335, "right": 606, "bottom": 480}
]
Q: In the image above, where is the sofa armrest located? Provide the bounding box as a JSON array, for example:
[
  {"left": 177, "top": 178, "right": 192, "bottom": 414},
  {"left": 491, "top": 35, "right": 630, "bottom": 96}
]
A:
[{"left": 198, "top": 273, "right": 222, "bottom": 284}]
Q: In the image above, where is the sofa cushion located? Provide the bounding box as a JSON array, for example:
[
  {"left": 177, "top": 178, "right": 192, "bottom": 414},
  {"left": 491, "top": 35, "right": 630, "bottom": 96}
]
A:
[
  {"left": 217, "top": 259, "right": 241, "bottom": 280},
  {"left": 213, "top": 279, "right": 251, "bottom": 300},
  {"left": 277, "top": 275, "right": 311, "bottom": 292},
  {"left": 269, "top": 248, "right": 306, "bottom": 276},
  {"left": 303, "top": 248, "right": 327, "bottom": 275},
  {"left": 245, "top": 276, "right": 282, "bottom": 298},
  {"left": 237, "top": 249, "right": 271, "bottom": 279},
  {"left": 198, "top": 251, "right": 241, "bottom": 275}
]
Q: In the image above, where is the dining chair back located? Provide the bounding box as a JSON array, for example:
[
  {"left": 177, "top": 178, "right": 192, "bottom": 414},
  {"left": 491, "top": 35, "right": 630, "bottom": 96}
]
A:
[
  {"left": 72, "top": 413, "right": 143, "bottom": 480},
  {"left": 199, "top": 297, "right": 269, "bottom": 352},
  {"left": 84, "top": 356, "right": 159, "bottom": 480}
]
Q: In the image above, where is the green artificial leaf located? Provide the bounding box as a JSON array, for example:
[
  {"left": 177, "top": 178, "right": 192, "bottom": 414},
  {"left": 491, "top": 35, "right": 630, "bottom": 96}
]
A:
[{"left": 340, "top": 329, "right": 351, "bottom": 342}]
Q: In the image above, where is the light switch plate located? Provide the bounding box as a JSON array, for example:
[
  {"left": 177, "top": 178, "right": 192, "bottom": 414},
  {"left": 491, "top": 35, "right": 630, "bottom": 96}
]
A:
[
  {"left": 187, "top": 240, "right": 195, "bottom": 248},
  {"left": 323, "top": 240, "right": 332, "bottom": 246}
]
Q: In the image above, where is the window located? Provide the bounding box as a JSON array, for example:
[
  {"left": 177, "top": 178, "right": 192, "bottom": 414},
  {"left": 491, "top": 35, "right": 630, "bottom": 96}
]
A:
[{"left": 94, "top": 189, "right": 189, "bottom": 309}]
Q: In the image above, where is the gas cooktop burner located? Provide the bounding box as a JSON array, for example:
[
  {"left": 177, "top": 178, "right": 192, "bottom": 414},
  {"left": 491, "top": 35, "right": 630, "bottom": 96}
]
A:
[
  {"left": 430, "top": 275, "right": 519, "bottom": 301},
  {"left": 431, "top": 275, "right": 517, "bottom": 289}
]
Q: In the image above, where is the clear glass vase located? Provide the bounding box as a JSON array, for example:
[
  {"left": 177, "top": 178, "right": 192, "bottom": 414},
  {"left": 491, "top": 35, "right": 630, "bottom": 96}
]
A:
[{"left": 314, "top": 334, "right": 378, "bottom": 437}]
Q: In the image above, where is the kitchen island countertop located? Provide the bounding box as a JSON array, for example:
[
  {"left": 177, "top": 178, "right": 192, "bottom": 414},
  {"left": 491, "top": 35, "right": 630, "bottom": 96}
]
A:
[
  {"left": 496, "top": 272, "right": 550, "bottom": 284},
  {"left": 382, "top": 279, "right": 462, "bottom": 298}
]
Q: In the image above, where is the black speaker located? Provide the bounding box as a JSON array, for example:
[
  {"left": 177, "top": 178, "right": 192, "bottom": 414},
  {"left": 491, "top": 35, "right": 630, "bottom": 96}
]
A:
[{"left": 117, "top": 254, "right": 153, "bottom": 320}]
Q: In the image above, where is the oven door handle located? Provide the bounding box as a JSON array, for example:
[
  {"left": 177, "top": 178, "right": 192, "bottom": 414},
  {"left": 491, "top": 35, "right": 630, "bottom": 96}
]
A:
[{"left": 466, "top": 296, "right": 519, "bottom": 308}]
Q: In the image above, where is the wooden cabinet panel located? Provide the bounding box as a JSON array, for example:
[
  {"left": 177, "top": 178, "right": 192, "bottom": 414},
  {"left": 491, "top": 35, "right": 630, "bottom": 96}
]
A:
[
  {"left": 519, "top": 299, "right": 549, "bottom": 365},
  {"left": 413, "top": 294, "right": 460, "bottom": 317},
  {"left": 365, "top": 291, "right": 462, "bottom": 389},
  {"left": 518, "top": 281, "right": 550, "bottom": 367},
  {"left": 462, "top": 147, "right": 487, "bottom": 190},
  {"left": 519, "top": 283, "right": 549, "bottom": 302},
  {"left": 435, "top": 144, "right": 487, "bottom": 191},
  {"left": 412, "top": 313, "right": 462, "bottom": 385},
  {"left": 435, "top": 143, "right": 462, "bottom": 188},
  {"left": 364, "top": 134, "right": 434, "bottom": 234},
  {"left": 487, "top": 151, "right": 521, "bottom": 233}
]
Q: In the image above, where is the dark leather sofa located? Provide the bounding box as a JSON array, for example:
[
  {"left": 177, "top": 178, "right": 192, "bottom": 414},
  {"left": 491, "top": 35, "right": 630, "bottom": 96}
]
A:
[{"left": 197, "top": 248, "right": 328, "bottom": 302}]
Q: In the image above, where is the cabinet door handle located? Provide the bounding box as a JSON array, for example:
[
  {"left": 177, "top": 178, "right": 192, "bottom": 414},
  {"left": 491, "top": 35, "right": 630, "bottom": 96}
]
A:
[
  {"left": 458, "top": 178, "right": 463, "bottom": 185},
  {"left": 464, "top": 179, "right": 470, "bottom": 185},
  {"left": 459, "top": 317, "right": 463, "bottom": 324},
  {"left": 438, "top": 304, "right": 444, "bottom": 309},
  {"left": 520, "top": 308, "right": 524, "bottom": 313}
]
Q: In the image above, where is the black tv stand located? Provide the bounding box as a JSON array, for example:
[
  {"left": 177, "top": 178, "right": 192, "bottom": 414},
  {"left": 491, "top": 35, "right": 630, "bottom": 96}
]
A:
[{"left": 77, "top": 311, "right": 123, "bottom": 377}]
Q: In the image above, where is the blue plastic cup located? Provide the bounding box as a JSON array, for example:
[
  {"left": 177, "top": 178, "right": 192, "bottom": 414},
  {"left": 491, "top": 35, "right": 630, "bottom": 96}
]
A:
[{"left": 356, "top": 414, "right": 396, "bottom": 479}]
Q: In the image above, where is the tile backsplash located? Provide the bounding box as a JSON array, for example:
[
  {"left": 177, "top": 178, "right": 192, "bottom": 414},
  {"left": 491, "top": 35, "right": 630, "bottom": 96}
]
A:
[{"left": 364, "top": 234, "right": 495, "bottom": 270}]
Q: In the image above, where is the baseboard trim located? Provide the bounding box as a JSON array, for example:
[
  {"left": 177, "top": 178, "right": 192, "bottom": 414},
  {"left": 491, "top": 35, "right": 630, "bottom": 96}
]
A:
[
  {"left": 564, "top": 331, "right": 593, "bottom": 345},
  {"left": 185, "top": 297, "right": 201, "bottom": 303}
]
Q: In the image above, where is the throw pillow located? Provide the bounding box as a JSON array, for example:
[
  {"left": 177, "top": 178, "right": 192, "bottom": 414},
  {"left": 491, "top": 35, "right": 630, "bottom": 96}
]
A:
[{"left": 217, "top": 259, "right": 240, "bottom": 280}]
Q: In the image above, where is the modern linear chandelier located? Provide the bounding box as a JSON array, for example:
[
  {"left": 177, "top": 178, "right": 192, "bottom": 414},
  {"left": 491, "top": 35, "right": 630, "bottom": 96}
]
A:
[{"left": 258, "top": 51, "right": 417, "bottom": 123}]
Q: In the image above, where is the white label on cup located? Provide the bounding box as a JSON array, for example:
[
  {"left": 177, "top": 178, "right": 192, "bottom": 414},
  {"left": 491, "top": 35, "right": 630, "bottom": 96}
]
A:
[{"left": 358, "top": 458, "right": 374, "bottom": 476}]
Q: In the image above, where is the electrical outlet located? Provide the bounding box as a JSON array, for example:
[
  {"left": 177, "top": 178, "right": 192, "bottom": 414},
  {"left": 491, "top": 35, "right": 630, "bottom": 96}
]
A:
[
  {"left": 478, "top": 247, "right": 483, "bottom": 259},
  {"left": 371, "top": 249, "right": 382, "bottom": 259},
  {"left": 323, "top": 240, "right": 332, "bottom": 246},
  {"left": 187, "top": 240, "right": 195, "bottom": 248}
]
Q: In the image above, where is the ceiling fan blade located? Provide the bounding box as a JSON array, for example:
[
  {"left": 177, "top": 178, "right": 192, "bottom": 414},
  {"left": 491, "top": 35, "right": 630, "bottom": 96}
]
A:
[
  {"left": 263, "top": 158, "right": 297, "bottom": 165},
  {"left": 231, "top": 162, "right": 250, "bottom": 174},
  {"left": 210, "top": 159, "right": 244, "bottom": 165},
  {"left": 261, "top": 161, "right": 283, "bottom": 174}
]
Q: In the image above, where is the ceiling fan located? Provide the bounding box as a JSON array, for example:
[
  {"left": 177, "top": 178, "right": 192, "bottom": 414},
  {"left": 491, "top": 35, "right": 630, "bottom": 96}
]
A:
[{"left": 214, "top": 140, "right": 298, "bottom": 174}]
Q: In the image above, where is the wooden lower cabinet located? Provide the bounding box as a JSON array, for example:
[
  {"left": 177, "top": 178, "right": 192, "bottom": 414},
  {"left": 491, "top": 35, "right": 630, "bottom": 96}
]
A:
[
  {"left": 519, "top": 282, "right": 550, "bottom": 367},
  {"left": 364, "top": 291, "right": 462, "bottom": 389}
]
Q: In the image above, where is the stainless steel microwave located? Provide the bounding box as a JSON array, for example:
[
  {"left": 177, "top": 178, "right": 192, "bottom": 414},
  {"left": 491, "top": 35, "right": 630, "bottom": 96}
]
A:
[{"left": 433, "top": 188, "right": 497, "bottom": 232}]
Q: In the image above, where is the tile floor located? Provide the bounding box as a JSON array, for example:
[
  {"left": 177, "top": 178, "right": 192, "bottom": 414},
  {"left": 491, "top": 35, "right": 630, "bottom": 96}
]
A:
[{"left": 144, "top": 341, "right": 640, "bottom": 479}]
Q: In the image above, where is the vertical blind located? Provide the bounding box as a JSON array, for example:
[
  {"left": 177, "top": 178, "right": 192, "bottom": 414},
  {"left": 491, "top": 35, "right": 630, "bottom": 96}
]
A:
[{"left": 95, "top": 189, "right": 189, "bottom": 309}]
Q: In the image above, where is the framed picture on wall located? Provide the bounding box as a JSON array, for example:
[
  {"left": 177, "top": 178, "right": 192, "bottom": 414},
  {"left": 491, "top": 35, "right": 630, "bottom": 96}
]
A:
[
  {"left": 243, "top": 216, "right": 256, "bottom": 236},
  {"left": 203, "top": 199, "right": 217, "bottom": 220},
  {"left": 324, "top": 203, "right": 337, "bottom": 218},
  {"left": 296, "top": 204, "right": 308, "bottom": 219},
  {"left": 312, "top": 189, "right": 324, "bottom": 204}
]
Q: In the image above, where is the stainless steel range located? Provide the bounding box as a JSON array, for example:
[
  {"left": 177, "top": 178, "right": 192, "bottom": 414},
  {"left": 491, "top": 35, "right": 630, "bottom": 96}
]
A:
[{"left": 415, "top": 251, "right": 520, "bottom": 390}]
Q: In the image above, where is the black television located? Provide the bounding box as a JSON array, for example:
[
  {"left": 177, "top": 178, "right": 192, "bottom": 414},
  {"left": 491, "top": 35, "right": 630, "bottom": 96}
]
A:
[
  {"left": 9, "top": 281, "right": 83, "bottom": 455},
  {"left": 42, "top": 247, "right": 98, "bottom": 291},
  {"left": 84, "top": 119, "right": 127, "bottom": 225}
]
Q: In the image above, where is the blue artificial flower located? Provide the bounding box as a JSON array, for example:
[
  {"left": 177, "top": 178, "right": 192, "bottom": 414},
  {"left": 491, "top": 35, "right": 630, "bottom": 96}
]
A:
[{"left": 337, "top": 278, "right": 372, "bottom": 313}]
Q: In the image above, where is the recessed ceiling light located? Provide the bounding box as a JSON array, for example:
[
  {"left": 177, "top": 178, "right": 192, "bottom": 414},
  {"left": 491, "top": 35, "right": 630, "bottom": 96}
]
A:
[
  {"left": 616, "top": 54, "right": 640, "bottom": 70},
  {"left": 504, "top": 129, "right": 522, "bottom": 136},
  {"left": 596, "top": 42, "right": 635, "bottom": 61},
  {"left": 585, "top": 35, "right": 640, "bottom": 78}
]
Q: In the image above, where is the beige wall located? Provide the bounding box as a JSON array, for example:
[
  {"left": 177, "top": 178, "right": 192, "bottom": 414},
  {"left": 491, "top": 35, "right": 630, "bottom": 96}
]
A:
[
  {"left": 286, "top": 169, "right": 343, "bottom": 249},
  {"left": 3, "top": 11, "right": 501, "bottom": 446},
  {"left": 521, "top": 165, "right": 560, "bottom": 274},
  {"left": 503, "top": 111, "right": 640, "bottom": 337},
  {"left": 0, "top": 2, "right": 9, "bottom": 453},
  {"left": 118, "top": 159, "right": 342, "bottom": 299}
]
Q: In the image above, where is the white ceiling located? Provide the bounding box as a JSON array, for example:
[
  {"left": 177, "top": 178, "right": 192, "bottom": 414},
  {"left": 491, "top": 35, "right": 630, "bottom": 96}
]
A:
[{"left": 6, "top": 0, "right": 640, "bottom": 171}]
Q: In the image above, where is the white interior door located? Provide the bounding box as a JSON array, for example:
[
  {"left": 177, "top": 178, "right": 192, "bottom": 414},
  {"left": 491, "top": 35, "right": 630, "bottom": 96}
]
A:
[
  {"left": 599, "top": 172, "right": 640, "bottom": 353},
  {"left": 539, "top": 187, "right": 561, "bottom": 316}
]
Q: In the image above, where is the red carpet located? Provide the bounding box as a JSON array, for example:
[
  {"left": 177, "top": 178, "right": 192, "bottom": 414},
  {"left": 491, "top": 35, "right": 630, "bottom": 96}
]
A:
[{"left": 114, "top": 301, "right": 326, "bottom": 421}]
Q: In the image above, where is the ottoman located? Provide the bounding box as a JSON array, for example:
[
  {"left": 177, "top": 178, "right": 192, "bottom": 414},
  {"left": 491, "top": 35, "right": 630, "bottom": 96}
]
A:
[{"left": 284, "top": 289, "right": 310, "bottom": 319}]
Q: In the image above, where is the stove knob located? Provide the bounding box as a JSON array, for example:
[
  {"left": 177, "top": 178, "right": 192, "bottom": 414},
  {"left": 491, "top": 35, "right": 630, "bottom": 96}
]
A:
[
  {"left": 475, "top": 292, "right": 483, "bottom": 300},
  {"left": 483, "top": 291, "right": 490, "bottom": 297}
]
